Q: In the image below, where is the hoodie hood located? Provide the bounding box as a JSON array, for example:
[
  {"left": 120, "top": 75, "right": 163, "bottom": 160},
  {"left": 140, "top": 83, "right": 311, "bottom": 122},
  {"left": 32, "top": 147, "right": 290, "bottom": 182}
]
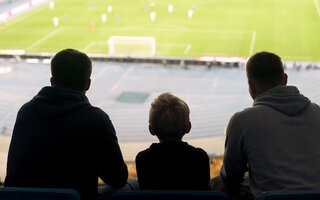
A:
[
  {"left": 30, "top": 85, "right": 90, "bottom": 119},
  {"left": 253, "top": 85, "right": 311, "bottom": 116}
]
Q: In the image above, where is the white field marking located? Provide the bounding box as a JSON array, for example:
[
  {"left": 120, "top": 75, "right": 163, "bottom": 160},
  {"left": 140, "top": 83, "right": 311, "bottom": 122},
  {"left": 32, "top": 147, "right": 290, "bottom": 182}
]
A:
[
  {"left": 184, "top": 44, "right": 192, "bottom": 54},
  {"left": 156, "top": 0, "right": 218, "bottom": 6},
  {"left": 83, "top": 41, "right": 96, "bottom": 52},
  {"left": 157, "top": 43, "right": 189, "bottom": 47},
  {"left": 83, "top": 41, "right": 106, "bottom": 52},
  {"left": 97, "top": 26, "right": 252, "bottom": 34},
  {"left": 249, "top": 31, "right": 257, "bottom": 56},
  {"left": 314, "top": 0, "right": 320, "bottom": 17},
  {"left": 159, "top": 51, "right": 241, "bottom": 57},
  {"left": 26, "top": 28, "right": 62, "bottom": 50}
]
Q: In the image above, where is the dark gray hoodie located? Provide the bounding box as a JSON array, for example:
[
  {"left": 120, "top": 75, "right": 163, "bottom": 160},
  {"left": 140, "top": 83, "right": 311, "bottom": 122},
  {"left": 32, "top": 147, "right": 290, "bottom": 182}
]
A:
[{"left": 221, "top": 85, "right": 320, "bottom": 198}]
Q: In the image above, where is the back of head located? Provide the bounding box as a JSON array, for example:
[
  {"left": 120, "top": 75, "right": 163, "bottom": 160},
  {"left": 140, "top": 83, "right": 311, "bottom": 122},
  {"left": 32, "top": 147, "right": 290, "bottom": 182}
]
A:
[
  {"left": 149, "top": 93, "right": 190, "bottom": 142},
  {"left": 246, "top": 51, "right": 284, "bottom": 89},
  {"left": 51, "top": 49, "right": 92, "bottom": 91}
]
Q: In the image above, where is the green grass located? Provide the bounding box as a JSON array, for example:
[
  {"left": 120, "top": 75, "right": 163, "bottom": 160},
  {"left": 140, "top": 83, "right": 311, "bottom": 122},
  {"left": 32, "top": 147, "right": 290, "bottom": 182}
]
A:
[{"left": 0, "top": 0, "right": 320, "bottom": 61}]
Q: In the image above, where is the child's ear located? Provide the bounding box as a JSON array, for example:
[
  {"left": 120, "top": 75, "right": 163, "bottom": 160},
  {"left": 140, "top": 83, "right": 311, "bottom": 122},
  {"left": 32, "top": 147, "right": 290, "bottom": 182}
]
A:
[
  {"left": 149, "top": 124, "right": 156, "bottom": 136},
  {"left": 185, "top": 121, "right": 191, "bottom": 134}
]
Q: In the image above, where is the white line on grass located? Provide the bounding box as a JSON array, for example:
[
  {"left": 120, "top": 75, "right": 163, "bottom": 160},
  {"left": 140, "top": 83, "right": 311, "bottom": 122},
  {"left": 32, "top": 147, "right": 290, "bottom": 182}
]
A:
[
  {"left": 158, "top": 43, "right": 189, "bottom": 47},
  {"left": 184, "top": 44, "right": 192, "bottom": 54},
  {"left": 157, "top": 0, "right": 218, "bottom": 6},
  {"left": 98, "top": 27, "right": 252, "bottom": 34},
  {"left": 314, "top": 0, "right": 320, "bottom": 17},
  {"left": 83, "top": 41, "right": 106, "bottom": 52},
  {"left": 26, "top": 28, "right": 62, "bottom": 50},
  {"left": 83, "top": 42, "right": 97, "bottom": 52},
  {"left": 249, "top": 31, "right": 257, "bottom": 56}
]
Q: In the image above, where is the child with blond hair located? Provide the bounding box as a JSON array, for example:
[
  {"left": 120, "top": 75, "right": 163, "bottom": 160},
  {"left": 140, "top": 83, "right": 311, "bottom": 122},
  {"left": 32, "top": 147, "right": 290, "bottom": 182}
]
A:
[{"left": 136, "top": 92, "right": 210, "bottom": 190}]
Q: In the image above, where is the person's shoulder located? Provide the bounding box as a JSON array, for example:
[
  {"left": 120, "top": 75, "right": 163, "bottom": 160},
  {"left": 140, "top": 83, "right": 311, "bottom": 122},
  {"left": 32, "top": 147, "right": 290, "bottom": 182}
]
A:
[
  {"left": 86, "top": 105, "right": 111, "bottom": 121},
  {"left": 136, "top": 143, "right": 157, "bottom": 157},
  {"left": 184, "top": 143, "right": 209, "bottom": 159},
  {"left": 87, "top": 105, "right": 106, "bottom": 114},
  {"left": 16, "top": 99, "right": 34, "bottom": 116},
  {"left": 136, "top": 150, "right": 146, "bottom": 160},
  {"left": 305, "top": 102, "right": 320, "bottom": 117},
  {"left": 135, "top": 148, "right": 150, "bottom": 163},
  {"left": 310, "top": 102, "right": 320, "bottom": 110},
  {"left": 229, "top": 105, "right": 261, "bottom": 125},
  {"left": 81, "top": 106, "right": 117, "bottom": 138},
  {"left": 136, "top": 143, "right": 159, "bottom": 161}
]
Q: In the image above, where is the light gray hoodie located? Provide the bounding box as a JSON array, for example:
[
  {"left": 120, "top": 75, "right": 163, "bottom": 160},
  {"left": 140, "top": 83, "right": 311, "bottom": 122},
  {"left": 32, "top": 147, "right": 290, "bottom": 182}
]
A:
[{"left": 220, "top": 85, "right": 320, "bottom": 199}]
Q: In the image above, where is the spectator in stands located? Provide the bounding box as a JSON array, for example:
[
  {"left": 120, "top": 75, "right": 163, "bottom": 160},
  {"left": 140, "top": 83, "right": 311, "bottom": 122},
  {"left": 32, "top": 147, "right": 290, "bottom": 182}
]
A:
[
  {"left": 212, "top": 51, "right": 320, "bottom": 199},
  {"left": 5, "top": 49, "right": 128, "bottom": 200},
  {"left": 136, "top": 92, "right": 210, "bottom": 190}
]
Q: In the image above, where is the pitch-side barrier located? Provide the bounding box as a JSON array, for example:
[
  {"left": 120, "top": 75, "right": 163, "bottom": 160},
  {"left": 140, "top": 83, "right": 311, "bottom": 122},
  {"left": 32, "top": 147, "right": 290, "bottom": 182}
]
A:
[
  {"left": 0, "top": 51, "right": 245, "bottom": 68},
  {"left": 0, "top": 51, "right": 319, "bottom": 70}
]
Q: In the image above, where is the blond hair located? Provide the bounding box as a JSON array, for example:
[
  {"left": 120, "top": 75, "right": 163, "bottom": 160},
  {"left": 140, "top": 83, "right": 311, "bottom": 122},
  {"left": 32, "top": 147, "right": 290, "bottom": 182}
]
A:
[{"left": 149, "top": 92, "right": 190, "bottom": 141}]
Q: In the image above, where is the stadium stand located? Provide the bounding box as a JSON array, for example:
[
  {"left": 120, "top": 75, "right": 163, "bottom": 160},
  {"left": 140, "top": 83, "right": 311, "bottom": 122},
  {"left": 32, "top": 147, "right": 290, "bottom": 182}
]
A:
[
  {"left": 0, "top": 0, "right": 50, "bottom": 22},
  {"left": 0, "top": 0, "right": 29, "bottom": 13},
  {"left": 0, "top": 187, "right": 80, "bottom": 200},
  {"left": 1, "top": 57, "right": 320, "bottom": 184},
  {"left": 1, "top": 58, "right": 320, "bottom": 143}
]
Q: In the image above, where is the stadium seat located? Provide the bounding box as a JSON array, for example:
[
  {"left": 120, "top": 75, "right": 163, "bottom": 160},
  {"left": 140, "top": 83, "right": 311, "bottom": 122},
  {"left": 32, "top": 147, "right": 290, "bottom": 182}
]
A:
[
  {"left": 111, "top": 190, "right": 229, "bottom": 200},
  {"left": 0, "top": 187, "right": 80, "bottom": 200},
  {"left": 258, "top": 190, "right": 320, "bottom": 200}
]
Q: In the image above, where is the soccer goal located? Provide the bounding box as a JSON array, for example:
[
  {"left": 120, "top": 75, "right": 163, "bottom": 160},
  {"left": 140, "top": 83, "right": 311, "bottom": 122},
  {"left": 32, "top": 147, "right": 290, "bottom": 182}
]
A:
[{"left": 108, "top": 36, "right": 156, "bottom": 57}]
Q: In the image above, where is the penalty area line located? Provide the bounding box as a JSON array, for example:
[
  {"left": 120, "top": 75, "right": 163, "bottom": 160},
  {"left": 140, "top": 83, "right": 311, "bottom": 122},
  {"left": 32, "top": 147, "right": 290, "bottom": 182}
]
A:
[
  {"left": 314, "top": 0, "right": 320, "bottom": 18},
  {"left": 83, "top": 41, "right": 97, "bottom": 52},
  {"left": 27, "top": 28, "right": 62, "bottom": 50},
  {"left": 249, "top": 31, "right": 256, "bottom": 56},
  {"left": 83, "top": 41, "right": 106, "bottom": 52}
]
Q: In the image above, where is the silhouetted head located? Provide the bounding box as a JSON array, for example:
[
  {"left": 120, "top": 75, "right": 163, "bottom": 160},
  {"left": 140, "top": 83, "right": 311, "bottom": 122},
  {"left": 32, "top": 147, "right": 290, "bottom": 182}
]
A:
[
  {"left": 50, "top": 49, "right": 92, "bottom": 93},
  {"left": 149, "top": 92, "right": 191, "bottom": 142},
  {"left": 246, "top": 51, "right": 287, "bottom": 99}
]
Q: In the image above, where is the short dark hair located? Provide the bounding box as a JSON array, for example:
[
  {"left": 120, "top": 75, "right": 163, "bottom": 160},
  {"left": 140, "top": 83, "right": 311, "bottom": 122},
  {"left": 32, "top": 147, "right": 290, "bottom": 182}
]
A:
[
  {"left": 149, "top": 93, "right": 190, "bottom": 141},
  {"left": 51, "top": 49, "right": 92, "bottom": 91},
  {"left": 246, "top": 51, "right": 284, "bottom": 87}
]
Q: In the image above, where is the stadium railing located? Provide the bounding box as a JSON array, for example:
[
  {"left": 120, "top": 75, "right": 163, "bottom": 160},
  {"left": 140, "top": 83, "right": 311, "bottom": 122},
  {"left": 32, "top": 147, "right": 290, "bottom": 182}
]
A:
[
  {"left": 111, "top": 190, "right": 229, "bottom": 200},
  {"left": 0, "top": 187, "right": 80, "bottom": 200},
  {"left": 258, "top": 190, "right": 320, "bottom": 200}
]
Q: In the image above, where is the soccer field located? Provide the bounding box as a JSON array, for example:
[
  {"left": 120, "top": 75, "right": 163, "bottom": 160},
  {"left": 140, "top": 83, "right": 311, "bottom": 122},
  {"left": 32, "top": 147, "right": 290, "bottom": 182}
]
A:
[{"left": 0, "top": 0, "right": 320, "bottom": 61}]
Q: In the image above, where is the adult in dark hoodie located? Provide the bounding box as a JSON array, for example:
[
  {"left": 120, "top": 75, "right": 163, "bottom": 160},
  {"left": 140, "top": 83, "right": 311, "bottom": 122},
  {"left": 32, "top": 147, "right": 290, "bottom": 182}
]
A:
[
  {"left": 216, "top": 51, "right": 320, "bottom": 199},
  {"left": 4, "top": 49, "right": 128, "bottom": 200}
]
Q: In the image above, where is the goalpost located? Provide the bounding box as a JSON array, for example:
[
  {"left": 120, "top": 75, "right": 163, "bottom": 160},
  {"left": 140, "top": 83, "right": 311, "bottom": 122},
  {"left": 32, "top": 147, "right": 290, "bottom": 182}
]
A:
[{"left": 108, "top": 36, "right": 156, "bottom": 57}]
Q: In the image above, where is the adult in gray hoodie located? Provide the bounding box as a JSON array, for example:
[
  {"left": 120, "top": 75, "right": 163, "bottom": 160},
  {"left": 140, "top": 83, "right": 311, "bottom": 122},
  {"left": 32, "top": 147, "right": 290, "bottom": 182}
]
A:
[
  {"left": 219, "top": 51, "right": 320, "bottom": 199},
  {"left": 5, "top": 49, "right": 128, "bottom": 200}
]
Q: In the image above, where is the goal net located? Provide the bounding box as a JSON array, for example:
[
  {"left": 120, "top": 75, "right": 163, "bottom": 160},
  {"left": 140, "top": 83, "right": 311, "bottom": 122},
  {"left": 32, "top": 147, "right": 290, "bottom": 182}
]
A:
[{"left": 108, "top": 36, "right": 156, "bottom": 57}]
